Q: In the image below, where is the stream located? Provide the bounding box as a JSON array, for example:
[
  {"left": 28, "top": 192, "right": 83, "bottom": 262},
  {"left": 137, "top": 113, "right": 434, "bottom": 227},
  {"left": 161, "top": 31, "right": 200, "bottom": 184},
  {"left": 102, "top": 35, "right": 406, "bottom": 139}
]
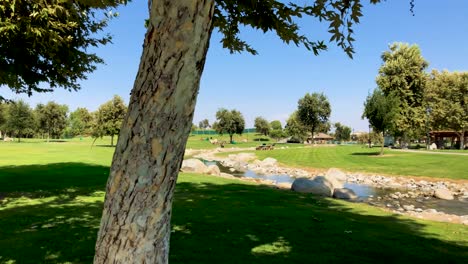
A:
[{"left": 202, "top": 160, "right": 468, "bottom": 216}]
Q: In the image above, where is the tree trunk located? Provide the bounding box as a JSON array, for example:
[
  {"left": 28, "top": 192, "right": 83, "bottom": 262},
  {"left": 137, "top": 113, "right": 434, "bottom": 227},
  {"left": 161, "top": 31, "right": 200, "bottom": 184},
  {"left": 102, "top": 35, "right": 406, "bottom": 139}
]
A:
[
  {"left": 229, "top": 134, "right": 233, "bottom": 143},
  {"left": 47, "top": 131, "right": 50, "bottom": 143},
  {"left": 458, "top": 129, "right": 466, "bottom": 150},
  {"left": 380, "top": 132, "right": 384, "bottom": 155},
  {"left": 111, "top": 135, "right": 114, "bottom": 147},
  {"left": 94, "top": 1, "right": 215, "bottom": 263}
]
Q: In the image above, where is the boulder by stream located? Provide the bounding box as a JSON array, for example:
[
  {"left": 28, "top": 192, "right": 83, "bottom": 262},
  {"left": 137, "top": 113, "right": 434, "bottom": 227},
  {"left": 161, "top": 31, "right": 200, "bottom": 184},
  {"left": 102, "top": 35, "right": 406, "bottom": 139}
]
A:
[{"left": 291, "top": 177, "right": 334, "bottom": 197}]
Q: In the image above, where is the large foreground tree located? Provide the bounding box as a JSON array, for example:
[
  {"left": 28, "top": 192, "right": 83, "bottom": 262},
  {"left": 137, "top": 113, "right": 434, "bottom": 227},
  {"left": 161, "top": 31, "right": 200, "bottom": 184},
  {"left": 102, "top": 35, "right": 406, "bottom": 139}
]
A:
[{"left": 95, "top": 1, "right": 375, "bottom": 260}]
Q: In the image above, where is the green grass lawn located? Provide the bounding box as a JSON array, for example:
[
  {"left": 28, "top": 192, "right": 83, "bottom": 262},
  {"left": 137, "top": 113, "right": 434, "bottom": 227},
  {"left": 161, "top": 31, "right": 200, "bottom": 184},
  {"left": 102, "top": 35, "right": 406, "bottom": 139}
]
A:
[
  {"left": 237, "top": 145, "right": 468, "bottom": 180},
  {"left": 1, "top": 141, "right": 468, "bottom": 263}
]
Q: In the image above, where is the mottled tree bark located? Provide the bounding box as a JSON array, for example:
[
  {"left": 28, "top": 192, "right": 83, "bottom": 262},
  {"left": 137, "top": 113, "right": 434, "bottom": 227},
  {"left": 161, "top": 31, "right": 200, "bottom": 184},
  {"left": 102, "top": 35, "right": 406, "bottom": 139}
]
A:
[{"left": 94, "top": 1, "right": 215, "bottom": 263}]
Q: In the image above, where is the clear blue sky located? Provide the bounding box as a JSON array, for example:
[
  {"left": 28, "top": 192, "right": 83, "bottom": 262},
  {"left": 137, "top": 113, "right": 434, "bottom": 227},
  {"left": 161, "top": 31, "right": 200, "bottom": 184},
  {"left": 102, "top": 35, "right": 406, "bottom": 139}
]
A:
[{"left": 3, "top": 0, "right": 468, "bottom": 131}]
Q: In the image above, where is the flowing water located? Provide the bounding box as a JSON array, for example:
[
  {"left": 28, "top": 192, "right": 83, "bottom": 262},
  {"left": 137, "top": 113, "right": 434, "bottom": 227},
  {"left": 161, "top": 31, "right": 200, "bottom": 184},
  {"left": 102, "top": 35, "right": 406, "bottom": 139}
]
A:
[{"left": 202, "top": 160, "right": 468, "bottom": 216}]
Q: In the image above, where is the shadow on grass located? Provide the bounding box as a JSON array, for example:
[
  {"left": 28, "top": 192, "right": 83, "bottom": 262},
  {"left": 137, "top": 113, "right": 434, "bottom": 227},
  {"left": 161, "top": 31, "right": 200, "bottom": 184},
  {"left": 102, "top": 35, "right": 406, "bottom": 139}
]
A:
[
  {"left": 0, "top": 163, "right": 110, "bottom": 198},
  {"left": 351, "top": 152, "right": 381, "bottom": 156},
  {"left": 170, "top": 181, "right": 468, "bottom": 263},
  {"left": 0, "top": 164, "right": 467, "bottom": 263},
  {"left": 92, "top": 144, "right": 116, "bottom": 148}
]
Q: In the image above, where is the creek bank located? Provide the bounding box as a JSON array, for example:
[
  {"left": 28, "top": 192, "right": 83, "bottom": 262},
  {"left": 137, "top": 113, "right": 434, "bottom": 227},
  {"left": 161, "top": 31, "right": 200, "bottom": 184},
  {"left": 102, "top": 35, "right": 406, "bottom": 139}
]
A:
[{"left": 187, "top": 149, "right": 468, "bottom": 225}]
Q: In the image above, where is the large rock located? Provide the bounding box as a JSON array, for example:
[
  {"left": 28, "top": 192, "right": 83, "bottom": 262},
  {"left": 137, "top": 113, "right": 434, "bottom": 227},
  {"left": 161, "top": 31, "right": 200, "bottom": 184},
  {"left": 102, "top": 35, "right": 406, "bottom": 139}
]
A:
[
  {"left": 205, "top": 165, "right": 221, "bottom": 176},
  {"left": 326, "top": 168, "right": 347, "bottom": 182},
  {"left": 233, "top": 161, "right": 248, "bottom": 171},
  {"left": 181, "top": 159, "right": 207, "bottom": 174},
  {"left": 261, "top": 157, "right": 278, "bottom": 167},
  {"left": 434, "top": 188, "right": 454, "bottom": 200},
  {"left": 429, "top": 143, "right": 437, "bottom": 150},
  {"left": 291, "top": 177, "right": 334, "bottom": 197},
  {"left": 333, "top": 188, "right": 357, "bottom": 199}
]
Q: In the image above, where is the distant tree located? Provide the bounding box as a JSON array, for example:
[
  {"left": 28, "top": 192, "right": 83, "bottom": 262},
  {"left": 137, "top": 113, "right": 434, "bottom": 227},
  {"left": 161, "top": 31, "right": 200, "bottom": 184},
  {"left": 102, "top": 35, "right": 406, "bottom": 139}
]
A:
[
  {"left": 318, "top": 121, "right": 331, "bottom": 134},
  {"left": 363, "top": 88, "right": 400, "bottom": 155},
  {"left": 297, "top": 92, "right": 331, "bottom": 137},
  {"left": 285, "top": 112, "right": 308, "bottom": 142},
  {"left": 269, "top": 129, "right": 287, "bottom": 142},
  {"left": 254, "top": 117, "right": 271, "bottom": 136},
  {"left": 93, "top": 95, "right": 127, "bottom": 146},
  {"left": 334, "top": 122, "right": 352, "bottom": 142},
  {"left": 198, "top": 119, "right": 210, "bottom": 130},
  {"left": 270, "top": 120, "right": 282, "bottom": 130},
  {"left": 70, "top": 107, "right": 93, "bottom": 137},
  {"left": 214, "top": 108, "right": 245, "bottom": 143},
  {"left": 5, "top": 100, "right": 34, "bottom": 141},
  {"left": 426, "top": 70, "right": 468, "bottom": 149},
  {"left": 376, "top": 42, "right": 429, "bottom": 140},
  {"left": 36, "top": 102, "right": 69, "bottom": 141}
]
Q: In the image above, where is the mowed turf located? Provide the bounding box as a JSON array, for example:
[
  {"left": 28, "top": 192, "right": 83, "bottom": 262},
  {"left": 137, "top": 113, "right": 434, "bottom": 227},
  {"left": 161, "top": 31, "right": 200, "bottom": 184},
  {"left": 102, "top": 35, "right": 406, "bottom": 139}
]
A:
[
  {"left": 249, "top": 145, "right": 468, "bottom": 180},
  {"left": 0, "top": 141, "right": 468, "bottom": 263}
]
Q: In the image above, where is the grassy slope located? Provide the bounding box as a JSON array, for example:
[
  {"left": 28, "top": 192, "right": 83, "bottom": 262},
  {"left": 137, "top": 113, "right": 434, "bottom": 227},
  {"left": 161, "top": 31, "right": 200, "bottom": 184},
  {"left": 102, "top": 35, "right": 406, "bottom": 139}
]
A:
[
  {"left": 247, "top": 145, "right": 468, "bottom": 180},
  {"left": 0, "top": 142, "right": 467, "bottom": 263}
]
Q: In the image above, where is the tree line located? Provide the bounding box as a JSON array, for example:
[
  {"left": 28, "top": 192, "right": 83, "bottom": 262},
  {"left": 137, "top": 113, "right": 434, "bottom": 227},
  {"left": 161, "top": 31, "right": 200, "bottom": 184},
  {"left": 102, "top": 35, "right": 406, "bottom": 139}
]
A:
[
  {"left": 194, "top": 92, "right": 352, "bottom": 144},
  {"left": 0, "top": 95, "right": 126, "bottom": 145},
  {"left": 363, "top": 42, "right": 468, "bottom": 153}
]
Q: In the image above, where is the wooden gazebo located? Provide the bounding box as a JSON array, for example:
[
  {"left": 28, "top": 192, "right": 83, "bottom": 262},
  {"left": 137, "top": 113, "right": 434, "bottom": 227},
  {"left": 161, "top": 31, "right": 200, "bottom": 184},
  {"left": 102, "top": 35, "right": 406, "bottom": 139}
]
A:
[{"left": 429, "top": 130, "right": 467, "bottom": 149}]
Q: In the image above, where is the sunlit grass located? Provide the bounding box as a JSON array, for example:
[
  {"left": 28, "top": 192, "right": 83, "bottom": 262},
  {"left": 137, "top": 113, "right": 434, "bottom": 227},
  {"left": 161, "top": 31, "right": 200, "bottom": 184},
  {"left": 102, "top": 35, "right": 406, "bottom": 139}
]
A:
[
  {"left": 221, "top": 145, "right": 468, "bottom": 179},
  {"left": 0, "top": 141, "right": 467, "bottom": 263}
]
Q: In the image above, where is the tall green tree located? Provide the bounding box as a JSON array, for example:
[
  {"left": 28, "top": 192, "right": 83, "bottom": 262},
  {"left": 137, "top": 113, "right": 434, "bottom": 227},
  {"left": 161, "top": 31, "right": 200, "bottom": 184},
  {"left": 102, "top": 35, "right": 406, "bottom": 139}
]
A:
[
  {"left": 36, "top": 102, "right": 69, "bottom": 141},
  {"left": 285, "top": 111, "right": 308, "bottom": 143},
  {"left": 376, "top": 42, "right": 429, "bottom": 140},
  {"left": 5, "top": 100, "right": 34, "bottom": 142},
  {"left": 92, "top": 95, "right": 127, "bottom": 146},
  {"left": 270, "top": 120, "right": 282, "bottom": 130},
  {"left": 297, "top": 92, "right": 331, "bottom": 137},
  {"left": 214, "top": 108, "right": 245, "bottom": 143},
  {"left": 70, "top": 107, "right": 93, "bottom": 137},
  {"left": 254, "top": 116, "right": 270, "bottom": 136},
  {"left": 334, "top": 122, "right": 352, "bottom": 142},
  {"left": 426, "top": 70, "right": 468, "bottom": 149},
  {"left": 362, "top": 88, "right": 400, "bottom": 155}
]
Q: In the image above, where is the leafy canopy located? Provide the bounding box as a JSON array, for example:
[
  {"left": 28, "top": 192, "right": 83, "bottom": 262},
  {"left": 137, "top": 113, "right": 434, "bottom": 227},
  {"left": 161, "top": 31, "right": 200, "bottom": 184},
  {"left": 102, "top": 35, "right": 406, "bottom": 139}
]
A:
[
  {"left": 254, "top": 116, "right": 270, "bottom": 136},
  {"left": 92, "top": 95, "right": 127, "bottom": 141},
  {"left": 0, "top": 0, "right": 126, "bottom": 96},
  {"left": 1, "top": 0, "right": 389, "bottom": 97},
  {"left": 334, "top": 122, "right": 352, "bottom": 141},
  {"left": 376, "top": 42, "right": 428, "bottom": 138},
  {"left": 214, "top": 108, "right": 245, "bottom": 141},
  {"left": 36, "top": 101, "right": 69, "bottom": 138},
  {"left": 297, "top": 92, "right": 331, "bottom": 134},
  {"left": 426, "top": 70, "right": 468, "bottom": 134}
]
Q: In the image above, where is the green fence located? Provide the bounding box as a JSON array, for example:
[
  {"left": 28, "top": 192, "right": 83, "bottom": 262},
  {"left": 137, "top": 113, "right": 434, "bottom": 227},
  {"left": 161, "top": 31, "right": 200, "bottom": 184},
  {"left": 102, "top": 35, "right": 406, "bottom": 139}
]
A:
[{"left": 191, "top": 128, "right": 256, "bottom": 135}]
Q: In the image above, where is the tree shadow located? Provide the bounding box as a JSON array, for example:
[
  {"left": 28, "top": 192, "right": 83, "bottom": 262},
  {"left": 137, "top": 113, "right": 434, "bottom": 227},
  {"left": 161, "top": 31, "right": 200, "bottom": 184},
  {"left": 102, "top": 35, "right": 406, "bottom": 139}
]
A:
[
  {"left": 170, "top": 180, "right": 468, "bottom": 263},
  {"left": 0, "top": 163, "right": 109, "bottom": 198},
  {"left": 92, "top": 144, "right": 116, "bottom": 148},
  {"left": 0, "top": 164, "right": 467, "bottom": 263},
  {"left": 351, "top": 152, "right": 381, "bottom": 156}
]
